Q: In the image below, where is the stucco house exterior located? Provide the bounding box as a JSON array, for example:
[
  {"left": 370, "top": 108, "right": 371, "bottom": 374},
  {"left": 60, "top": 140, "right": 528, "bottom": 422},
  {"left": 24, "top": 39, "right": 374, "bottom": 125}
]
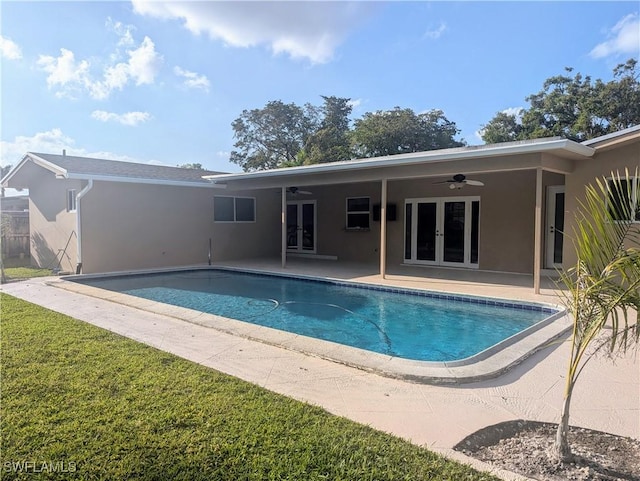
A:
[{"left": 2, "top": 125, "right": 639, "bottom": 292}]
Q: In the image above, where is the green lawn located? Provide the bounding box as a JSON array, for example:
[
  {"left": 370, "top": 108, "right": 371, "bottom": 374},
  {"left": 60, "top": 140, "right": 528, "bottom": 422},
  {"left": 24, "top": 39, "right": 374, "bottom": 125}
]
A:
[
  {"left": 0, "top": 293, "right": 500, "bottom": 480},
  {"left": 2, "top": 266, "right": 52, "bottom": 281}
]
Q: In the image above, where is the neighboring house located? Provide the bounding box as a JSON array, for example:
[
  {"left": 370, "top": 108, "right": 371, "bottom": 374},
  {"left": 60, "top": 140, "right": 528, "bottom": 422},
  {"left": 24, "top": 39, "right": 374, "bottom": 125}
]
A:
[
  {"left": 1, "top": 195, "right": 29, "bottom": 212},
  {"left": 2, "top": 126, "right": 639, "bottom": 292}
]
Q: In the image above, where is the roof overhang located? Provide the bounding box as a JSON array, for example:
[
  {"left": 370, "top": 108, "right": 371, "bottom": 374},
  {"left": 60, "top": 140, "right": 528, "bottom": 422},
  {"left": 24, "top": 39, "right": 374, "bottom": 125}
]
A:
[
  {"left": 57, "top": 171, "right": 226, "bottom": 188},
  {"left": 1, "top": 152, "right": 225, "bottom": 189},
  {"left": 1, "top": 153, "right": 67, "bottom": 187},
  {"left": 204, "top": 138, "right": 594, "bottom": 190},
  {"left": 581, "top": 124, "right": 640, "bottom": 152}
]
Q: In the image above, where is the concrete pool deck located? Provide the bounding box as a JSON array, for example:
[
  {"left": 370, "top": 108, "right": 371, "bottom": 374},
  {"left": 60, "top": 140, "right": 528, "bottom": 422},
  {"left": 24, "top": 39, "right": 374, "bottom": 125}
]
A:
[
  {"left": 2, "top": 265, "right": 638, "bottom": 480},
  {"left": 56, "top": 266, "right": 571, "bottom": 384}
]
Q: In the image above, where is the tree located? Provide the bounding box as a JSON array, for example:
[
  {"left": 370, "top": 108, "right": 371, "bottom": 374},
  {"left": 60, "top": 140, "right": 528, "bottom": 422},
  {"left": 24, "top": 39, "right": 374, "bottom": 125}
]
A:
[
  {"left": 301, "top": 96, "right": 353, "bottom": 164},
  {"left": 479, "top": 111, "right": 524, "bottom": 144},
  {"left": 230, "top": 100, "right": 319, "bottom": 171},
  {"left": 178, "top": 163, "right": 204, "bottom": 170},
  {"left": 601, "top": 59, "right": 640, "bottom": 133},
  {"left": 351, "top": 107, "right": 464, "bottom": 158},
  {"left": 480, "top": 59, "right": 640, "bottom": 143},
  {"left": 553, "top": 169, "right": 640, "bottom": 462}
]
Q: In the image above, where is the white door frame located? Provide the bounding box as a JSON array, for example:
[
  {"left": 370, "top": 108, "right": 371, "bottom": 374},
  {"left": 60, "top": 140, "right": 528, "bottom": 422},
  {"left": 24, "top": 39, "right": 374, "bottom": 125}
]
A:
[
  {"left": 404, "top": 196, "right": 480, "bottom": 268},
  {"left": 286, "top": 200, "right": 317, "bottom": 254},
  {"left": 545, "top": 186, "right": 565, "bottom": 268}
]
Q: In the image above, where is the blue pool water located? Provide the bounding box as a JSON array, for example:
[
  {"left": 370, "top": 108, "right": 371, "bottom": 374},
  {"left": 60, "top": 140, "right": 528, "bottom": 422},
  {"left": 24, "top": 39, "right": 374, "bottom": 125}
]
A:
[{"left": 77, "top": 270, "right": 558, "bottom": 362}]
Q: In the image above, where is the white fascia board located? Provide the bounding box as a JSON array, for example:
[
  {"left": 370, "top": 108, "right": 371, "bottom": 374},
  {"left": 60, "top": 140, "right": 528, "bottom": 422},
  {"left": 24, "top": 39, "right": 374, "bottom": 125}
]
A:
[
  {"left": 204, "top": 138, "right": 595, "bottom": 184},
  {"left": 582, "top": 124, "right": 640, "bottom": 146},
  {"left": 26, "top": 153, "right": 69, "bottom": 176},
  {"left": 1, "top": 153, "right": 68, "bottom": 186},
  {"left": 62, "top": 172, "right": 227, "bottom": 188}
]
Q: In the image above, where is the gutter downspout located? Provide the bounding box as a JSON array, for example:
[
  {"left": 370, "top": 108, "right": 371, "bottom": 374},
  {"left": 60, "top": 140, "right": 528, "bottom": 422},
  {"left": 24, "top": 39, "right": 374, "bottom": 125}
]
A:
[{"left": 75, "top": 179, "right": 93, "bottom": 274}]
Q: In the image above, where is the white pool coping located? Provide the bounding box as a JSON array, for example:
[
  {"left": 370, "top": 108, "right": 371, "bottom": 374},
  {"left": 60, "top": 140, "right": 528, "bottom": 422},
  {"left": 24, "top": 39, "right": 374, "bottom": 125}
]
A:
[{"left": 57, "top": 266, "right": 572, "bottom": 384}]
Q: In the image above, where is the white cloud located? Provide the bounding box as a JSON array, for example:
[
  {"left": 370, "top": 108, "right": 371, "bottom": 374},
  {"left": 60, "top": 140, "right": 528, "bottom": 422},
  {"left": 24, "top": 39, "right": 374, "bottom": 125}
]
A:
[
  {"left": 0, "top": 128, "right": 160, "bottom": 167},
  {"left": 127, "top": 36, "right": 163, "bottom": 85},
  {"left": 37, "top": 48, "right": 91, "bottom": 98},
  {"left": 590, "top": 13, "right": 640, "bottom": 59},
  {"left": 0, "top": 35, "right": 22, "bottom": 60},
  {"left": 347, "top": 98, "right": 363, "bottom": 109},
  {"left": 132, "top": 1, "right": 376, "bottom": 64},
  {"left": 1, "top": 129, "right": 75, "bottom": 166},
  {"left": 174, "top": 66, "right": 210, "bottom": 92},
  {"left": 106, "top": 17, "right": 136, "bottom": 47},
  {"left": 424, "top": 22, "right": 447, "bottom": 40},
  {"left": 91, "top": 110, "right": 151, "bottom": 126},
  {"left": 37, "top": 35, "right": 163, "bottom": 100}
]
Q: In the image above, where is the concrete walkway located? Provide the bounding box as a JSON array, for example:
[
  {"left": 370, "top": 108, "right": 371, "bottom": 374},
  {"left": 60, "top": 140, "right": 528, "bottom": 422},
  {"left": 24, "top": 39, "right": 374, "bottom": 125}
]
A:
[{"left": 2, "top": 275, "right": 638, "bottom": 480}]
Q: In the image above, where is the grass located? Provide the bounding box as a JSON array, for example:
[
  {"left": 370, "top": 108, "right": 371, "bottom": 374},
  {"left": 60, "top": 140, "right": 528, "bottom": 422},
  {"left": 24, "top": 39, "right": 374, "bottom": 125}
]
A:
[
  {"left": 1, "top": 257, "right": 52, "bottom": 282},
  {"left": 2, "top": 266, "right": 52, "bottom": 281},
  {"left": 0, "top": 293, "right": 501, "bottom": 481}
]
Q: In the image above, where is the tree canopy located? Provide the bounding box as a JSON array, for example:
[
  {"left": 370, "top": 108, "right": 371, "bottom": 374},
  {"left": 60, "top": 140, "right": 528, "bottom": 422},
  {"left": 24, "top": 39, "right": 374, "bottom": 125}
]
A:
[
  {"left": 230, "top": 100, "right": 318, "bottom": 172},
  {"left": 480, "top": 58, "right": 640, "bottom": 143},
  {"left": 351, "top": 108, "right": 464, "bottom": 158},
  {"left": 177, "top": 163, "right": 204, "bottom": 170},
  {"left": 300, "top": 96, "right": 353, "bottom": 165},
  {"left": 229, "top": 60, "right": 639, "bottom": 171},
  {"left": 230, "top": 99, "right": 465, "bottom": 171}
]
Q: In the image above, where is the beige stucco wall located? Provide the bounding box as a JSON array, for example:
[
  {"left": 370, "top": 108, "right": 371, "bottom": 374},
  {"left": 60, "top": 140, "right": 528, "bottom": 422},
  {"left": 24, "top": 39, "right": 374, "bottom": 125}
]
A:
[
  {"left": 562, "top": 139, "right": 640, "bottom": 268},
  {"left": 280, "top": 168, "right": 566, "bottom": 274},
  {"left": 21, "top": 162, "right": 82, "bottom": 272},
  {"left": 21, "top": 139, "right": 637, "bottom": 277},
  {"left": 80, "top": 182, "right": 280, "bottom": 273}
]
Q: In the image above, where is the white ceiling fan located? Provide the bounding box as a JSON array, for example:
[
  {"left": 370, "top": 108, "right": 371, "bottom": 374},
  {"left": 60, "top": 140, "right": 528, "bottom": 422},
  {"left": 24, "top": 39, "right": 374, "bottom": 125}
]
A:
[{"left": 434, "top": 174, "right": 484, "bottom": 190}]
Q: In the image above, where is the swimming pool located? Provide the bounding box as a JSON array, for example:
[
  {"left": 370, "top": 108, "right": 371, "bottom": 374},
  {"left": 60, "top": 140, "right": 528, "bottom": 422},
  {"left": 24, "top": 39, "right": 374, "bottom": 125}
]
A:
[{"left": 73, "top": 269, "right": 560, "bottom": 363}]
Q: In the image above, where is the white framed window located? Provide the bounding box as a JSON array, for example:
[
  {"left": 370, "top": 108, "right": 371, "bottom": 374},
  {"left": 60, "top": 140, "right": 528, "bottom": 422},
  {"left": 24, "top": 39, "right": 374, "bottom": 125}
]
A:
[
  {"left": 214, "top": 196, "right": 256, "bottom": 223},
  {"left": 346, "top": 197, "right": 370, "bottom": 230},
  {"left": 67, "top": 189, "right": 77, "bottom": 212},
  {"left": 607, "top": 176, "right": 640, "bottom": 223}
]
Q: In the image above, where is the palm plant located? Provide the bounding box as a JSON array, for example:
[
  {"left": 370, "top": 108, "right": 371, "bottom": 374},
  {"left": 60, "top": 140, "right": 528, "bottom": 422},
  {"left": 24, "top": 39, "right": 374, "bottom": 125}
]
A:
[{"left": 553, "top": 168, "right": 640, "bottom": 462}]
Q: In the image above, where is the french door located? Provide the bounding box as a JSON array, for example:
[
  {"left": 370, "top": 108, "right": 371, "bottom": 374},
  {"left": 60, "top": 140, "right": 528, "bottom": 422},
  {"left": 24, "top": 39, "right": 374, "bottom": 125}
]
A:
[
  {"left": 404, "top": 197, "right": 480, "bottom": 268},
  {"left": 545, "top": 186, "right": 565, "bottom": 268},
  {"left": 287, "top": 201, "right": 316, "bottom": 253}
]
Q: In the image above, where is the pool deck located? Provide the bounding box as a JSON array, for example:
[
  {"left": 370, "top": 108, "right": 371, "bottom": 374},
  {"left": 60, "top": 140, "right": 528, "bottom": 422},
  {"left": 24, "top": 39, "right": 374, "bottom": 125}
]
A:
[{"left": 2, "top": 260, "right": 638, "bottom": 480}]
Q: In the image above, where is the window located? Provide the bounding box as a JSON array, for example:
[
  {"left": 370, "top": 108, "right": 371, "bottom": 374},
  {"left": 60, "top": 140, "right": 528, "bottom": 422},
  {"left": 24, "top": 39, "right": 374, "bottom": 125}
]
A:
[
  {"left": 67, "top": 189, "right": 77, "bottom": 212},
  {"left": 607, "top": 177, "right": 640, "bottom": 222},
  {"left": 346, "top": 197, "right": 370, "bottom": 229},
  {"left": 214, "top": 196, "right": 255, "bottom": 222}
]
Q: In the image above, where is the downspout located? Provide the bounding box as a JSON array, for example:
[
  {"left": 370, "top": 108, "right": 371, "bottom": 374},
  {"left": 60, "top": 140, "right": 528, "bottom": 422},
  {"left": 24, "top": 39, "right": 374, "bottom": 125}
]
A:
[{"left": 75, "top": 179, "right": 93, "bottom": 274}]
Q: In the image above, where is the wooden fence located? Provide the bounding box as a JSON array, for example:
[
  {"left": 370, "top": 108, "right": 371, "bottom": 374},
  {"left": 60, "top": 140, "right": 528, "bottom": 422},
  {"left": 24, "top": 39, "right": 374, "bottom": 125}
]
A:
[{"left": 1, "top": 212, "right": 30, "bottom": 259}]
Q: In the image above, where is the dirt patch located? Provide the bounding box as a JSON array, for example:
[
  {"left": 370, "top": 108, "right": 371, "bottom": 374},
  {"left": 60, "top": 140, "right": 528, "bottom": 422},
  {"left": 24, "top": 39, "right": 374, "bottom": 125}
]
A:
[{"left": 455, "top": 420, "right": 640, "bottom": 481}]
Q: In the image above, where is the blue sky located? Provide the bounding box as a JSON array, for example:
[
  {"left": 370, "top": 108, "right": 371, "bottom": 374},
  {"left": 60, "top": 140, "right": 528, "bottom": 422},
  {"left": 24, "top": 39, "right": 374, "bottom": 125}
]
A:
[{"left": 1, "top": 1, "right": 639, "bottom": 175}]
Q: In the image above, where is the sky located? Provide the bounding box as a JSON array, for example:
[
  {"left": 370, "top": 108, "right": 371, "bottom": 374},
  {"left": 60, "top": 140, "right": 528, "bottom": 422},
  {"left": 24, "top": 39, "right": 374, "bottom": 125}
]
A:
[{"left": 1, "top": 1, "right": 639, "bottom": 178}]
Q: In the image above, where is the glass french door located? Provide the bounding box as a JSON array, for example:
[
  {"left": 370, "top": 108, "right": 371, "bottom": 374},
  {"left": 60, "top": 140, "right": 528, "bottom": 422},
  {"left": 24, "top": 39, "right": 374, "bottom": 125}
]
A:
[
  {"left": 404, "top": 197, "right": 480, "bottom": 268},
  {"left": 287, "top": 201, "right": 316, "bottom": 253},
  {"left": 545, "top": 186, "right": 565, "bottom": 268}
]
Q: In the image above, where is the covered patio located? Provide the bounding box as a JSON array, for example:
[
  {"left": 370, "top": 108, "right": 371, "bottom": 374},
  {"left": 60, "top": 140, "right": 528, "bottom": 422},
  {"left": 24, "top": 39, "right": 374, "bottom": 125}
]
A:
[{"left": 205, "top": 137, "right": 594, "bottom": 295}]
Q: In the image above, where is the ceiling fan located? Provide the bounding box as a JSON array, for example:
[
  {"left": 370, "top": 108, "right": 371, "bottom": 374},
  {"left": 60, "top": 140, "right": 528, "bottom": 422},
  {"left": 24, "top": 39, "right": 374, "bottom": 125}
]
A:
[
  {"left": 434, "top": 174, "right": 484, "bottom": 190},
  {"left": 278, "top": 186, "right": 313, "bottom": 195}
]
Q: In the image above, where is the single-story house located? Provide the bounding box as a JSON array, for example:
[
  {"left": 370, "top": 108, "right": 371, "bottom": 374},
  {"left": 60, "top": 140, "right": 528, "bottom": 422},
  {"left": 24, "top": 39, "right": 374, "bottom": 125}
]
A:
[{"left": 2, "top": 125, "right": 639, "bottom": 292}]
